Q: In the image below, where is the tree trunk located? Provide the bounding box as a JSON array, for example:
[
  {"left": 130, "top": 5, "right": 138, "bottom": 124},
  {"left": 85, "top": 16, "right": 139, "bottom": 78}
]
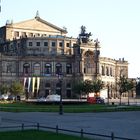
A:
[
  {"left": 119, "top": 92, "right": 122, "bottom": 105},
  {"left": 128, "top": 91, "right": 129, "bottom": 106}
]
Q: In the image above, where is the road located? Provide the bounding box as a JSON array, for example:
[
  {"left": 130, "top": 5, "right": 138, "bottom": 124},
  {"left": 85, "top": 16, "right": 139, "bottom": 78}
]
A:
[{"left": 0, "top": 111, "right": 140, "bottom": 140}]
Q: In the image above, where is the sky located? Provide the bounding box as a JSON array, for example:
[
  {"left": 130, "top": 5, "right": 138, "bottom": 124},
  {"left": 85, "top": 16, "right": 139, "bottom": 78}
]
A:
[{"left": 0, "top": 0, "right": 140, "bottom": 78}]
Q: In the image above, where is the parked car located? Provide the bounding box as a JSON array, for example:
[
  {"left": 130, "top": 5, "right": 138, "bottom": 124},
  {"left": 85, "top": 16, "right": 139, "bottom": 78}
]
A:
[
  {"left": 46, "top": 94, "right": 60, "bottom": 101},
  {"left": 0, "top": 94, "right": 9, "bottom": 100},
  {"left": 37, "top": 94, "right": 60, "bottom": 102},
  {"left": 87, "top": 96, "right": 104, "bottom": 104},
  {"left": 37, "top": 97, "right": 47, "bottom": 102},
  {"left": 7, "top": 95, "right": 16, "bottom": 101},
  {"left": 96, "top": 97, "right": 105, "bottom": 104}
]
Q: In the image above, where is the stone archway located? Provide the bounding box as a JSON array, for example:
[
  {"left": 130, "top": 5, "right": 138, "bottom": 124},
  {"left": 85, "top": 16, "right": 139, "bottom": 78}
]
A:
[{"left": 83, "top": 51, "right": 95, "bottom": 74}]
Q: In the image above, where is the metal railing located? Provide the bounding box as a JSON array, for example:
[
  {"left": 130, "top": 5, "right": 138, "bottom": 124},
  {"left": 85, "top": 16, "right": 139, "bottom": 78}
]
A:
[{"left": 0, "top": 123, "right": 136, "bottom": 140}]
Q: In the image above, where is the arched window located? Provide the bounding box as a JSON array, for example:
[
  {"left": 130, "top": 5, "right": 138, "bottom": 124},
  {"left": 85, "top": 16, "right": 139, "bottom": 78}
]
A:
[
  {"left": 55, "top": 63, "right": 62, "bottom": 74},
  {"left": 110, "top": 67, "right": 112, "bottom": 76},
  {"left": 101, "top": 66, "right": 105, "bottom": 75},
  {"left": 23, "top": 63, "right": 30, "bottom": 74},
  {"left": 84, "top": 51, "right": 94, "bottom": 74},
  {"left": 66, "top": 63, "right": 72, "bottom": 74},
  {"left": 106, "top": 67, "right": 109, "bottom": 76},
  {"left": 34, "top": 63, "right": 40, "bottom": 75},
  {"left": 44, "top": 63, "right": 51, "bottom": 75},
  {"left": 112, "top": 68, "right": 114, "bottom": 77}
]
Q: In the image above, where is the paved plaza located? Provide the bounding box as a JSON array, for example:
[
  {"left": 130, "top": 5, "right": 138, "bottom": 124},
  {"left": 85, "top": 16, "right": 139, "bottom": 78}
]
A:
[{"left": 0, "top": 111, "right": 140, "bottom": 139}]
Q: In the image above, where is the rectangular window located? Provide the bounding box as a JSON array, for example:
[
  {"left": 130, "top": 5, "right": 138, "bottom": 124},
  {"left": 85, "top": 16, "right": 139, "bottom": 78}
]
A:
[
  {"left": 59, "top": 42, "right": 63, "bottom": 47},
  {"left": 52, "top": 42, "right": 56, "bottom": 47},
  {"left": 66, "top": 43, "right": 70, "bottom": 47},
  {"left": 15, "top": 31, "right": 19, "bottom": 37},
  {"left": 29, "top": 42, "right": 32, "bottom": 46},
  {"left": 44, "top": 42, "right": 48, "bottom": 46},
  {"left": 36, "top": 42, "right": 40, "bottom": 46}
]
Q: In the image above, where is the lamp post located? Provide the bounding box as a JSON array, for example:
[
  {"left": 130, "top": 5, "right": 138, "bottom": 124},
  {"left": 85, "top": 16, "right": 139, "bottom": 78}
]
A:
[
  {"left": 136, "top": 77, "right": 140, "bottom": 98},
  {"left": 107, "top": 84, "right": 110, "bottom": 105},
  {"left": 94, "top": 39, "right": 100, "bottom": 79},
  {"left": 58, "top": 74, "right": 63, "bottom": 115}
]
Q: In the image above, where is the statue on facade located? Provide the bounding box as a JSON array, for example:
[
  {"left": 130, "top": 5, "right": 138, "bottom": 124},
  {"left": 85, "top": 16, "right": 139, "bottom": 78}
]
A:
[
  {"left": 94, "top": 38, "right": 100, "bottom": 61},
  {"left": 94, "top": 38, "right": 100, "bottom": 49},
  {"left": 35, "top": 10, "right": 40, "bottom": 19},
  {"left": 78, "top": 25, "right": 92, "bottom": 44},
  {"left": 80, "top": 25, "right": 86, "bottom": 35}
]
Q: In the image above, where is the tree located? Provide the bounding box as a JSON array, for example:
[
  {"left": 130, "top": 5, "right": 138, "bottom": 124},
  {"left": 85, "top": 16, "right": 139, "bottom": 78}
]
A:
[
  {"left": 126, "top": 80, "right": 135, "bottom": 105},
  {"left": 136, "top": 80, "right": 140, "bottom": 97},
  {"left": 0, "top": 84, "right": 9, "bottom": 95},
  {"left": 73, "top": 79, "right": 104, "bottom": 98},
  {"left": 117, "top": 76, "right": 127, "bottom": 105},
  {"left": 10, "top": 81, "right": 24, "bottom": 99},
  {"left": 92, "top": 79, "right": 104, "bottom": 97},
  {"left": 82, "top": 80, "right": 93, "bottom": 95},
  {"left": 72, "top": 81, "right": 84, "bottom": 98},
  {"left": 72, "top": 80, "right": 93, "bottom": 98},
  {"left": 117, "top": 76, "right": 134, "bottom": 105}
]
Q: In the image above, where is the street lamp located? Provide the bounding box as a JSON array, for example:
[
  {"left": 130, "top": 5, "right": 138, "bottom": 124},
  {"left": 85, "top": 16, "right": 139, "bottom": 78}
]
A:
[
  {"left": 58, "top": 74, "right": 63, "bottom": 115},
  {"left": 94, "top": 39, "right": 100, "bottom": 79},
  {"left": 136, "top": 77, "right": 140, "bottom": 98},
  {"left": 107, "top": 84, "right": 110, "bottom": 105}
]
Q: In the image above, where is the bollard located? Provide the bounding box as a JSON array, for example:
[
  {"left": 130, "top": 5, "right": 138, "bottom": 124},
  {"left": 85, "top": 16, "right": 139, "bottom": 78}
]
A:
[
  {"left": 111, "top": 132, "right": 114, "bottom": 140},
  {"left": 37, "top": 123, "right": 39, "bottom": 131},
  {"left": 0, "top": 116, "right": 1, "bottom": 125},
  {"left": 22, "top": 123, "right": 24, "bottom": 131},
  {"left": 81, "top": 129, "right": 83, "bottom": 138},
  {"left": 56, "top": 125, "right": 58, "bottom": 135}
]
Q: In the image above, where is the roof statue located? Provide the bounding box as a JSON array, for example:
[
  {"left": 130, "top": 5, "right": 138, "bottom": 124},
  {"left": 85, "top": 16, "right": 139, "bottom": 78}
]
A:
[
  {"left": 78, "top": 25, "right": 92, "bottom": 44},
  {"left": 80, "top": 25, "right": 86, "bottom": 34},
  {"left": 94, "top": 38, "right": 100, "bottom": 60},
  {"left": 94, "top": 38, "right": 100, "bottom": 48},
  {"left": 35, "top": 10, "right": 40, "bottom": 19}
]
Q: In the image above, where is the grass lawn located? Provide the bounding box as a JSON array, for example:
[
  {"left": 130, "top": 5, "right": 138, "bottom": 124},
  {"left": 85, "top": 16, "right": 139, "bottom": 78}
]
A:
[
  {"left": 0, "top": 130, "right": 92, "bottom": 140},
  {"left": 0, "top": 101, "right": 140, "bottom": 112}
]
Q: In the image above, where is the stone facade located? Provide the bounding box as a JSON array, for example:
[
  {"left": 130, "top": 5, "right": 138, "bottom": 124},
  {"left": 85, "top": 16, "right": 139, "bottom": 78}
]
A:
[{"left": 0, "top": 16, "right": 131, "bottom": 99}]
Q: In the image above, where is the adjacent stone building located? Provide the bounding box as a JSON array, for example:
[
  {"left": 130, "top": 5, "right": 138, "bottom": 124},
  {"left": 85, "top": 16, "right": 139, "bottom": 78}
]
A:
[{"left": 0, "top": 15, "right": 131, "bottom": 99}]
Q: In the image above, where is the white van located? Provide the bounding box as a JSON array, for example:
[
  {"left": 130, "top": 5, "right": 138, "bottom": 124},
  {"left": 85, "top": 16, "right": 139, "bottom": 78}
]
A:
[{"left": 46, "top": 94, "right": 60, "bottom": 101}]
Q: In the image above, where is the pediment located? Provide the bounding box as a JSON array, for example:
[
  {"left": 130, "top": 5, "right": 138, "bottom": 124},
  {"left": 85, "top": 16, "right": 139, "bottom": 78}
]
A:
[{"left": 12, "top": 18, "right": 67, "bottom": 34}]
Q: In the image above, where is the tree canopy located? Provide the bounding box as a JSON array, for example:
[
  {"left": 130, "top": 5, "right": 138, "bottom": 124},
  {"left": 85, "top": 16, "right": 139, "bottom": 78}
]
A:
[
  {"left": 10, "top": 81, "right": 24, "bottom": 96},
  {"left": 92, "top": 79, "right": 104, "bottom": 95},
  {"left": 0, "top": 84, "right": 9, "bottom": 95},
  {"left": 117, "top": 76, "right": 134, "bottom": 94},
  {"left": 73, "top": 79, "right": 104, "bottom": 97},
  {"left": 117, "top": 76, "right": 135, "bottom": 105}
]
